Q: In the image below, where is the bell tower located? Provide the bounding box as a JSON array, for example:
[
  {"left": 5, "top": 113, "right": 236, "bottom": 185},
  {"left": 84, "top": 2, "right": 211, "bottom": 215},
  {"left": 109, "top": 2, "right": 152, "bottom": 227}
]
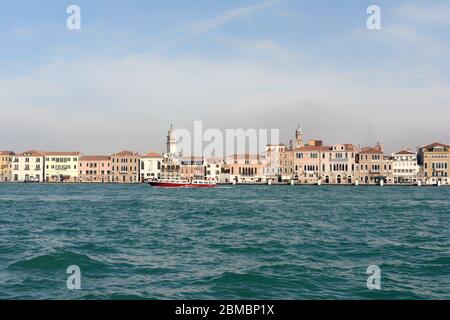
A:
[
  {"left": 294, "top": 125, "right": 303, "bottom": 149},
  {"left": 166, "top": 124, "right": 177, "bottom": 154}
]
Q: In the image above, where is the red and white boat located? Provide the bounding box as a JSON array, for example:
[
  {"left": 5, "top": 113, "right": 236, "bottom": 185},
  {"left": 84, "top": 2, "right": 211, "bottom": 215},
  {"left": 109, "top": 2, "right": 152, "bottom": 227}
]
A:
[{"left": 149, "top": 179, "right": 216, "bottom": 188}]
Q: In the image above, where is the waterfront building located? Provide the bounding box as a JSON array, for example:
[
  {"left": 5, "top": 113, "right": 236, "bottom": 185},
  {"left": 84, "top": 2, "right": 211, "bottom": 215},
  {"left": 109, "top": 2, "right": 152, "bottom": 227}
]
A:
[
  {"left": 11, "top": 150, "right": 45, "bottom": 182},
  {"left": 281, "top": 147, "right": 294, "bottom": 182},
  {"left": 293, "top": 140, "right": 329, "bottom": 184},
  {"left": 205, "top": 157, "right": 224, "bottom": 182},
  {"left": 418, "top": 142, "right": 450, "bottom": 185},
  {"left": 225, "top": 154, "right": 265, "bottom": 183},
  {"left": 111, "top": 150, "right": 140, "bottom": 183},
  {"left": 180, "top": 156, "right": 205, "bottom": 181},
  {"left": 79, "top": 155, "right": 112, "bottom": 183},
  {"left": 321, "top": 144, "right": 357, "bottom": 184},
  {"left": 0, "top": 151, "right": 14, "bottom": 182},
  {"left": 43, "top": 152, "right": 81, "bottom": 182},
  {"left": 356, "top": 143, "right": 393, "bottom": 184},
  {"left": 392, "top": 149, "right": 420, "bottom": 184},
  {"left": 139, "top": 152, "right": 163, "bottom": 182},
  {"left": 161, "top": 154, "right": 181, "bottom": 180},
  {"left": 264, "top": 144, "right": 293, "bottom": 183}
]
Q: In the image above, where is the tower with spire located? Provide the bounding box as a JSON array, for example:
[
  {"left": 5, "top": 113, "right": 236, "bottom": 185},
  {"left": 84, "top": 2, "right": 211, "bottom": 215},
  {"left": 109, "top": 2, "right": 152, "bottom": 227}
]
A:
[
  {"left": 166, "top": 124, "right": 177, "bottom": 155},
  {"left": 294, "top": 125, "right": 303, "bottom": 149}
]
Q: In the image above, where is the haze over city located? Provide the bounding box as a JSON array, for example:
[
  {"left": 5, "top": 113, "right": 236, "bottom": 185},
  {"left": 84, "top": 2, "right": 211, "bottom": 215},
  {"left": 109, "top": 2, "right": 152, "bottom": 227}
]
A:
[{"left": 1, "top": 0, "right": 449, "bottom": 154}]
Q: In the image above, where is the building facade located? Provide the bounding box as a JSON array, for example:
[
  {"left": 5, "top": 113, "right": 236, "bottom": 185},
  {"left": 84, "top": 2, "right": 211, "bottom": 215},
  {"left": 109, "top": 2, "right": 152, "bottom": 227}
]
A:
[
  {"left": 180, "top": 157, "right": 205, "bottom": 181},
  {"left": 11, "top": 150, "right": 45, "bottom": 182},
  {"left": 356, "top": 144, "right": 393, "bottom": 184},
  {"left": 293, "top": 140, "right": 329, "bottom": 184},
  {"left": 418, "top": 142, "right": 450, "bottom": 185},
  {"left": 264, "top": 144, "right": 294, "bottom": 183},
  {"left": 0, "top": 151, "right": 14, "bottom": 182},
  {"left": 139, "top": 152, "right": 163, "bottom": 182},
  {"left": 79, "top": 155, "right": 112, "bottom": 183},
  {"left": 43, "top": 152, "right": 80, "bottom": 182},
  {"left": 205, "top": 157, "right": 224, "bottom": 182},
  {"left": 111, "top": 151, "right": 140, "bottom": 183},
  {"left": 321, "top": 144, "right": 357, "bottom": 184},
  {"left": 161, "top": 154, "right": 181, "bottom": 180},
  {"left": 226, "top": 154, "right": 265, "bottom": 183},
  {"left": 392, "top": 149, "right": 419, "bottom": 184}
]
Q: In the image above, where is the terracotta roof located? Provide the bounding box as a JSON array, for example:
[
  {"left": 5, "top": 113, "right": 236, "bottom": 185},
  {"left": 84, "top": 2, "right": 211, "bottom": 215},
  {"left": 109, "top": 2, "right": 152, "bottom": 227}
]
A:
[
  {"left": 359, "top": 147, "right": 383, "bottom": 154},
  {"left": 395, "top": 149, "right": 415, "bottom": 155},
  {"left": 112, "top": 150, "right": 139, "bottom": 156},
  {"left": 15, "top": 150, "right": 45, "bottom": 157},
  {"left": 0, "top": 151, "right": 14, "bottom": 155},
  {"left": 43, "top": 151, "right": 81, "bottom": 156},
  {"left": 421, "top": 142, "right": 450, "bottom": 150},
  {"left": 80, "top": 155, "right": 111, "bottom": 161},
  {"left": 141, "top": 152, "right": 163, "bottom": 158}
]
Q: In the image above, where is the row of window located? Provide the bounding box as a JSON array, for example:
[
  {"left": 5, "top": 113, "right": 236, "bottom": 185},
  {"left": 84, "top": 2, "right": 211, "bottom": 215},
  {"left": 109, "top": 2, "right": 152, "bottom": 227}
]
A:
[
  {"left": 431, "top": 162, "right": 448, "bottom": 169},
  {"left": 45, "top": 157, "right": 78, "bottom": 162},
  {"left": 80, "top": 170, "right": 111, "bottom": 175},
  {"left": 140, "top": 162, "right": 162, "bottom": 170},
  {"left": 82, "top": 163, "right": 110, "bottom": 168},
  {"left": 295, "top": 152, "right": 355, "bottom": 159},
  {"left": 112, "top": 158, "right": 138, "bottom": 163},
  {"left": 111, "top": 166, "right": 138, "bottom": 172}
]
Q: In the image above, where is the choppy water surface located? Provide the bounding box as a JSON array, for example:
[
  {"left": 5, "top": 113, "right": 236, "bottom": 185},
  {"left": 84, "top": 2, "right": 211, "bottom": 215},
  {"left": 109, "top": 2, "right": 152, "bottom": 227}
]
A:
[{"left": 0, "top": 184, "right": 449, "bottom": 299}]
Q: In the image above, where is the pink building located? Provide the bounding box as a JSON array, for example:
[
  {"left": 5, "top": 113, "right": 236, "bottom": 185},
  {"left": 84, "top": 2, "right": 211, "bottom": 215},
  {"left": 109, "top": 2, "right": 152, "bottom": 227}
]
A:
[
  {"left": 79, "top": 155, "right": 112, "bottom": 183},
  {"left": 225, "top": 154, "right": 265, "bottom": 183}
]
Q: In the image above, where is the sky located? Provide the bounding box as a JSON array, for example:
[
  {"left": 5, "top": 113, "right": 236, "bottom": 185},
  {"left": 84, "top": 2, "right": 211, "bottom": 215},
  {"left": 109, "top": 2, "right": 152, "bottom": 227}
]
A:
[{"left": 0, "top": 0, "right": 449, "bottom": 154}]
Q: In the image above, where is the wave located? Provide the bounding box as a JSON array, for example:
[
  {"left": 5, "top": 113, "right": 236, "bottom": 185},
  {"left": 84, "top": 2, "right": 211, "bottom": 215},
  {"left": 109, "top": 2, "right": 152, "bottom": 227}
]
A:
[{"left": 7, "top": 250, "right": 110, "bottom": 272}]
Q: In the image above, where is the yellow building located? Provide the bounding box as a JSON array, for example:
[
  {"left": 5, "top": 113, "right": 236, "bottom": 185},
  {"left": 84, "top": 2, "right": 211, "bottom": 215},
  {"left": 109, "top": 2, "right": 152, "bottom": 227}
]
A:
[
  {"left": 43, "top": 152, "right": 81, "bottom": 182},
  {"left": 0, "top": 151, "right": 15, "bottom": 182},
  {"left": 418, "top": 142, "right": 450, "bottom": 185}
]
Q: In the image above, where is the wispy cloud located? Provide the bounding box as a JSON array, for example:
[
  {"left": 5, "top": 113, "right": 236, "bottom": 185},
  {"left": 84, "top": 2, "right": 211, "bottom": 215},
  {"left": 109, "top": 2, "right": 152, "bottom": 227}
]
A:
[
  {"left": 181, "top": 0, "right": 283, "bottom": 35},
  {"left": 92, "top": 0, "right": 285, "bottom": 57}
]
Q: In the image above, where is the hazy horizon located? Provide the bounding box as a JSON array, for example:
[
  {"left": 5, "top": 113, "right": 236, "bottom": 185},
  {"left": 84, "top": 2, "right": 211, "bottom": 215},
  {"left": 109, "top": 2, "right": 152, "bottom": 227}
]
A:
[{"left": 1, "top": 0, "right": 450, "bottom": 155}]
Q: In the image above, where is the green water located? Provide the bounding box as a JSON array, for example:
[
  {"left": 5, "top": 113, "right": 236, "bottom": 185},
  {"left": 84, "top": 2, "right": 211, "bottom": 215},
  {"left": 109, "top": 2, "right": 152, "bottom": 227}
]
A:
[{"left": 0, "top": 184, "right": 449, "bottom": 299}]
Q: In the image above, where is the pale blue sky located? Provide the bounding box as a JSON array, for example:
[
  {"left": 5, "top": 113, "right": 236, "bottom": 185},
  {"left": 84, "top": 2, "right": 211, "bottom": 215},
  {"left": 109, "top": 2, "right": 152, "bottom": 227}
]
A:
[{"left": 1, "top": 0, "right": 449, "bottom": 153}]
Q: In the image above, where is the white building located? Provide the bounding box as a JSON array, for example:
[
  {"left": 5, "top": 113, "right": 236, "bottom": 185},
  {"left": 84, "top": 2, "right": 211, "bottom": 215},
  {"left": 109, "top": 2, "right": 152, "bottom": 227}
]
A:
[
  {"left": 205, "top": 157, "right": 223, "bottom": 182},
  {"left": 139, "top": 152, "right": 163, "bottom": 182},
  {"left": 43, "top": 152, "right": 81, "bottom": 182},
  {"left": 12, "top": 150, "right": 45, "bottom": 182},
  {"left": 392, "top": 149, "right": 419, "bottom": 184}
]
